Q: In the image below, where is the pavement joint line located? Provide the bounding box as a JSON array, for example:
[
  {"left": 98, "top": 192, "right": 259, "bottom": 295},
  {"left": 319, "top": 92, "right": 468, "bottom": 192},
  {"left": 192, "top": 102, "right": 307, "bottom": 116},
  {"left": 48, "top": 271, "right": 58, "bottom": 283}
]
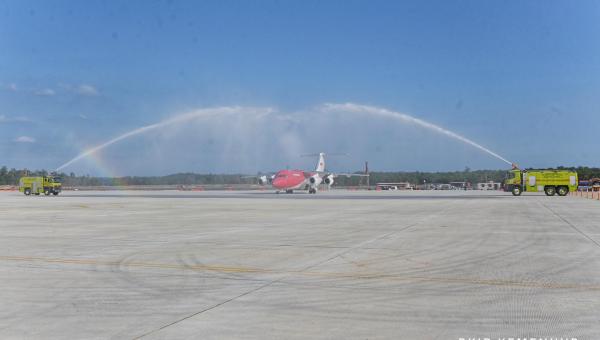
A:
[
  {"left": 294, "top": 200, "right": 461, "bottom": 275},
  {"left": 539, "top": 202, "right": 600, "bottom": 249},
  {"left": 132, "top": 279, "right": 280, "bottom": 339}
]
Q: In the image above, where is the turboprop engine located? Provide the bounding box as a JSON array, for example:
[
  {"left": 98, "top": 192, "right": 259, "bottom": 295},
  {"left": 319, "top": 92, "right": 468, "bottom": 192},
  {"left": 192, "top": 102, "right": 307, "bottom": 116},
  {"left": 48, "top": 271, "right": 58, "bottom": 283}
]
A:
[
  {"left": 309, "top": 174, "right": 322, "bottom": 186},
  {"left": 323, "top": 175, "right": 334, "bottom": 186},
  {"left": 258, "top": 175, "right": 272, "bottom": 185}
]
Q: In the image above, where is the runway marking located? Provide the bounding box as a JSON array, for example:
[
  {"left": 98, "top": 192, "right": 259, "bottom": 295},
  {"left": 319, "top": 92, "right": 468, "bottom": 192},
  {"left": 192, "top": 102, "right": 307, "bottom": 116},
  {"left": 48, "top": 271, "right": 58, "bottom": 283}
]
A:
[{"left": 2, "top": 254, "right": 600, "bottom": 291}]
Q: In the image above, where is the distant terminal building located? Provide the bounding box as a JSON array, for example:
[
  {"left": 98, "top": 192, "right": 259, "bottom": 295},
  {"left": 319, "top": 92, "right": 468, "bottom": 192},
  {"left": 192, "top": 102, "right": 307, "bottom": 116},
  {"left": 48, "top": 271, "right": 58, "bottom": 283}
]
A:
[
  {"left": 477, "top": 181, "right": 502, "bottom": 190},
  {"left": 579, "top": 178, "right": 600, "bottom": 192},
  {"left": 414, "top": 183, "right": 435, "bottom": 190},
  {"left": 578, "top": 180, "right": 594, "bottom": 192},
  {"left": 449, "top": 182, "right": 471, "bottom": 190},
  {"left": 376, "top": 182, "right": 413, "bottom": 190}
]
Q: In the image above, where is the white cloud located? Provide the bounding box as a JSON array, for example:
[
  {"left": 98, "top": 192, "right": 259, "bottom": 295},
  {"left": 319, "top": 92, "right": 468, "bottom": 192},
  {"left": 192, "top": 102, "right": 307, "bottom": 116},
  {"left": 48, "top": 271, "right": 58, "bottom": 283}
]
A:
[
  {"left": 0, "top": 114, "right": 31, "bottom": 123},
  {"left": 59, "top": 83, "right": 100, "bottom": 96},
  {"left": 14, "top": 136, "right": 36, "bottom": 143},
  {"left": 3, "top": 82, "right": 98, "bottom": 97},
  {"left": 75, "top": 84, "right": 99, "bottom": 96},
  {"left": 34, "top": 88, "right": 55, "bottom": 96}
]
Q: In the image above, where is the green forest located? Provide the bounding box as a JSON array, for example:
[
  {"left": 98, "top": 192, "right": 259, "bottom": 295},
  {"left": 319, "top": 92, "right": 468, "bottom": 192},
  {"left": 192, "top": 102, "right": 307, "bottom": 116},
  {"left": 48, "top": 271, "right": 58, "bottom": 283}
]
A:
[{"left": 2, "top": 165, "right": 600, "bottom": 187}]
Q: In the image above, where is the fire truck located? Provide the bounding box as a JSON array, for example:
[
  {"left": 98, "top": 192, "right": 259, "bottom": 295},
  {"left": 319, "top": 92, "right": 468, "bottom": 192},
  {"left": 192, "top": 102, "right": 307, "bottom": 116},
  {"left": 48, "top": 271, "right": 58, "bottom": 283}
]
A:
[
  {"left": 504, "top": 169, "right": 577, "bottom": 196},
  {"left": 19, "top": 176, "right": 62, "bottom": 196}
]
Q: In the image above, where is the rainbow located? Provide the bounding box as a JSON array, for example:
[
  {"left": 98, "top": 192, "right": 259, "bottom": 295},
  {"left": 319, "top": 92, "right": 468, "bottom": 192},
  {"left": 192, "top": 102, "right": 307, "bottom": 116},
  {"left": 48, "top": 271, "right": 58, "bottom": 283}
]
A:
[
  {"left": 56, "top": 106, "right": 273, "bottom": 172},
  {"left": 86, "top": 152, "right": 127, "bottom": 186}
]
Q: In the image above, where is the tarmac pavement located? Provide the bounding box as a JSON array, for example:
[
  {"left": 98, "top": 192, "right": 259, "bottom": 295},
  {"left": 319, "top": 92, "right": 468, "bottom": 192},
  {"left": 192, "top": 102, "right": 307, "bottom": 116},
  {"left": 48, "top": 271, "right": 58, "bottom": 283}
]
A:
[{"left": 0, "top": 190, "right": 598, "bottom": 339}]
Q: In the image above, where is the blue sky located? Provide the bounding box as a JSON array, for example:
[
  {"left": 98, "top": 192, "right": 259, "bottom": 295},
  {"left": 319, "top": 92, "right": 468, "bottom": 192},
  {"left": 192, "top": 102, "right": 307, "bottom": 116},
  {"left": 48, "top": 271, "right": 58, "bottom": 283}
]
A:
[{"left": 1, "top": 0, "right": 599, "bottom": 175}]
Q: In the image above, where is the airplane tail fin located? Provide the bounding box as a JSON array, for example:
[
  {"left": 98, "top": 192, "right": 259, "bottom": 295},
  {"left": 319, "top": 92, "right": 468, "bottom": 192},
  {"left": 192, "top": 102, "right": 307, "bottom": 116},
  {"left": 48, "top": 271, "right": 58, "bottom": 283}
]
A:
[
  {"left": 301, "top": 152, "right": 348, "bottom": 172},
  {"left": 315, "top": 152, "right": 325, "bottom": 172}
]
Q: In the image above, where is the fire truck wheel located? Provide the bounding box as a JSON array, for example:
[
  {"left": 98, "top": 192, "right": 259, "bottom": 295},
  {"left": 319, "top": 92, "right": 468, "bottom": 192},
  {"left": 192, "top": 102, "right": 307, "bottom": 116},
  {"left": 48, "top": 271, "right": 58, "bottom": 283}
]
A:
[
  {"left": 511, "top": 186, "right": 522, "bottom": 196},
  {"left": 544, "top": 186, "right": 556, "bottom": 196},
  {"left": 557, "top": 186, "right": 568, "bottom": 196}
]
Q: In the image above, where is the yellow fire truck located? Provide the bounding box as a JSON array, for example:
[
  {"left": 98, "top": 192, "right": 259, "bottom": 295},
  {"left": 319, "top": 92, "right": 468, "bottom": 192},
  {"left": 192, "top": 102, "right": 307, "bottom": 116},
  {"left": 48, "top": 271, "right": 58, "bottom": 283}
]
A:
[
  {"left": 504, "top": 169, "right": 577, "bottom": 196},
  {"left": 19, "top": 176, "right": 62, "bottom": 196}
]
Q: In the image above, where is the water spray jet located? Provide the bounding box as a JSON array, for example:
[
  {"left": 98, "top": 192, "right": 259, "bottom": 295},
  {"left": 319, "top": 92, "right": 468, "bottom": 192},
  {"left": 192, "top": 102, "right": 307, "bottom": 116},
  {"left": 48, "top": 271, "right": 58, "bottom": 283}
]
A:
[
  {"left": 321, "top": 103, "right": 514, "bottom": 166},
  {"left": 56, "top": 102, "right": 513, "bottom": 173},
  {"left": 56, "top": 106, "right": 274, "bottom": 171}
]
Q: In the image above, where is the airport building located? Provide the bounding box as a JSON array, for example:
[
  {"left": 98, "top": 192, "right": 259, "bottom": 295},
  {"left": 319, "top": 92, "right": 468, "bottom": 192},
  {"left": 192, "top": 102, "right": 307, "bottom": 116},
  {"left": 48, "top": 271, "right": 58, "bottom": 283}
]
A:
[
  {"left": 376, "top": 182, "right": 413, "bottom": 190},
  {"left": 449, "top": 181, "right": 471, "bottom": 190},
  {"left": 476, "top": 181, "right": 502, "bottom": 190}
]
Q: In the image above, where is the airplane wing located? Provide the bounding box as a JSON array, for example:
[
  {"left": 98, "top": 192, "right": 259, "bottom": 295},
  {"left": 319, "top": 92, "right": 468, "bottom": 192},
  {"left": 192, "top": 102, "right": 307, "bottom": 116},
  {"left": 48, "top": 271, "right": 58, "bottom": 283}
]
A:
[
  {"left": 306, "top": 171, "right": 369, "bottom": 178},
  {"left": 242, "top": 174, "right": 275, "bottom": 185},
  {"left": 330, "top": 173, "right": 370, "bottom": 178}
]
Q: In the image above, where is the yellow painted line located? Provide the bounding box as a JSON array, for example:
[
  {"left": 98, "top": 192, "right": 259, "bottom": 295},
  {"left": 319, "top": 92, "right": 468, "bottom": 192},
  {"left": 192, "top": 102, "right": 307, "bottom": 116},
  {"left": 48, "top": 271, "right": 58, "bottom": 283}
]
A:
[
  {"left": 0, "top": 255, "right": 269, "bottom": 274},
  {"left": 1, "top": 255, "right": 599, "bottom": 291}
]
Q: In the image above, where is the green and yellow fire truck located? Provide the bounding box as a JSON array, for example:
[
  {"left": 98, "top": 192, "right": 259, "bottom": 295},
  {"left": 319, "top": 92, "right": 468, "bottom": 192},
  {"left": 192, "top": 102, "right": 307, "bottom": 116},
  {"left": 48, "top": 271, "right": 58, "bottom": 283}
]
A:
[
  {"left": 19, "top": 176, "right": 62, "bottom": 196},
  {"left": 504, "top": 169, "right": 578, "bottom": 196}
]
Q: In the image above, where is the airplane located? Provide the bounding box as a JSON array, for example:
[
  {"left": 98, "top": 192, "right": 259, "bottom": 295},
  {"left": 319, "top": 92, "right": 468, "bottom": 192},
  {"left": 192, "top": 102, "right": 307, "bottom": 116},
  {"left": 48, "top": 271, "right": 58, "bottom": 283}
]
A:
[{"left": 256, "top": 152, "right": 369, "bottom": 194}]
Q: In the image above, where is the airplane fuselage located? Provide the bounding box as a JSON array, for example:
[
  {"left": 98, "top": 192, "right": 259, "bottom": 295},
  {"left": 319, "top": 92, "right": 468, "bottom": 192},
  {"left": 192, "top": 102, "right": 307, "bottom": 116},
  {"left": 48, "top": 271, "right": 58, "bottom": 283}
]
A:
[{"left": 271, "top": 169, "right": 310, "bottom": 191}]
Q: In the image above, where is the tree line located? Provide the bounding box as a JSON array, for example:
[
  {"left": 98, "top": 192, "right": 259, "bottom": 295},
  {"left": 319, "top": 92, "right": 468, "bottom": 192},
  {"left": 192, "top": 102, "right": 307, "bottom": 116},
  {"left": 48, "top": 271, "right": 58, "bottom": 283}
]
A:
[{"left": 2, "top": 165, "right": 600, "bottom": 187}]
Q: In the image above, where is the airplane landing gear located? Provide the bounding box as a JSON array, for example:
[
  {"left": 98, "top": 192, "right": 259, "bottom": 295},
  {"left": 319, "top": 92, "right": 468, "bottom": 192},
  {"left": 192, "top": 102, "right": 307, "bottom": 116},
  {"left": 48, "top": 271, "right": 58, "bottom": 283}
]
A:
[{"left": 308, "top": 188, "right": 317, "bottom": 194}]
